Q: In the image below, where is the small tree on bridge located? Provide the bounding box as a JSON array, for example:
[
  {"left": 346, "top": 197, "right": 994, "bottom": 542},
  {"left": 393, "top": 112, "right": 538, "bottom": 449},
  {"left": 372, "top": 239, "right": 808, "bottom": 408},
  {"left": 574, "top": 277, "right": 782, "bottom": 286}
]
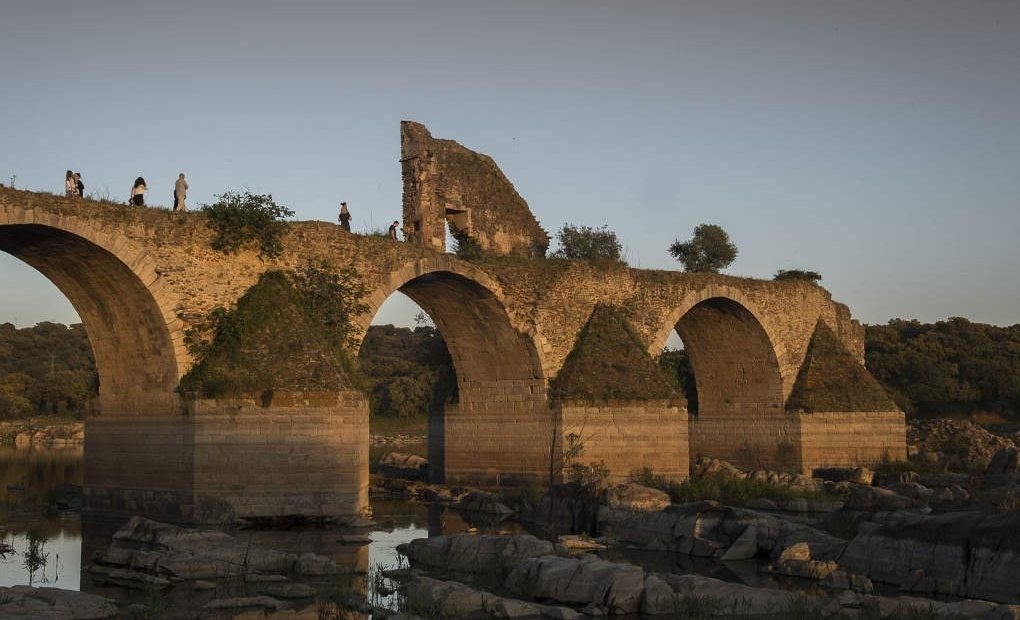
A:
[
  {"left": 201, "top": 191, "right": 295, "bottom": 258},
  {"left": 668, "top": 223, "right": 737, "bottom": 273},
  {"left": 550, "top": 223, "right": 624, "bottom": 264}
]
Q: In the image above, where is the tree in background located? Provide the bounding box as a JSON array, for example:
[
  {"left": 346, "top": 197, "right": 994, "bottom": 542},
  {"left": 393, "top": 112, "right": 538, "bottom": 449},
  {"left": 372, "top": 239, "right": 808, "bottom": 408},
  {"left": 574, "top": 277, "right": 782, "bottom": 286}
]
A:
[
  {"left": 668, "top": 224, "right": 737, "bottom": 273},
  {"left": 551, "top": 224, "right": 624, "bottom": 264},
  {"left": 359, "top": 324, "right": 457, "bottom": 419},
  {"left": 0, "top": 322, "right": 97, "bottom": 419}
]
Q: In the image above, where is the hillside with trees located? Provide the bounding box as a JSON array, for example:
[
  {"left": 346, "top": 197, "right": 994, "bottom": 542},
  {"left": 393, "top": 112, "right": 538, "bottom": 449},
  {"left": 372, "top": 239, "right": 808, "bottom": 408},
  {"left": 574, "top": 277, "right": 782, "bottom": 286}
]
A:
[
  {"left": 0, "top": 322, "right": 97, "bottom": 419},
  {"left": 2, "top": 317, "right": 1018, "bottom": 423},
  {"left": 865, "top": 318, "right": 1020, "bottom": 421}
]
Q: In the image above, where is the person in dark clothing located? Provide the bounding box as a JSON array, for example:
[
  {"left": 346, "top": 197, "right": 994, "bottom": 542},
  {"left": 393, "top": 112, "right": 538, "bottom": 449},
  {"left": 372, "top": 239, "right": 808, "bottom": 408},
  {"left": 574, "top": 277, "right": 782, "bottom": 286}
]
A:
[
  {"left": 74, "top": 172, "right": 84, "bottom": 198},
  {"left": 388, "top": 220, "right": 400, "bottom": 240},
  {"left": 338, "top": 201, "right": 351, "bottom": 231}
]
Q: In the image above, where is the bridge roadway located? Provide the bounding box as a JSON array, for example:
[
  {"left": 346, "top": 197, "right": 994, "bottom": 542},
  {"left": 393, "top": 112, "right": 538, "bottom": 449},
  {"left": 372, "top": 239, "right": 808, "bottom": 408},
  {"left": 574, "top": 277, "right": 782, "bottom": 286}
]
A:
[{"left": 0, "top": 187, "right": 904, "bottom": 522}]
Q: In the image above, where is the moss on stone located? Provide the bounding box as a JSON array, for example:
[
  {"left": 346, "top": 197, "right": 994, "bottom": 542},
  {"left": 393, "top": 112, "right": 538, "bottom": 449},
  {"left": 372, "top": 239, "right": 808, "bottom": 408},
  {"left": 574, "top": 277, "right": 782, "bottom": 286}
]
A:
[
  {"left": 178, "top": 270, "right": 361, "bottom": 398},
  {"left": 788, "top": 320, "right": 897, "bottom": 413},
  {"left": 550, "top": 304, "right": 681, "bottom": 403}
]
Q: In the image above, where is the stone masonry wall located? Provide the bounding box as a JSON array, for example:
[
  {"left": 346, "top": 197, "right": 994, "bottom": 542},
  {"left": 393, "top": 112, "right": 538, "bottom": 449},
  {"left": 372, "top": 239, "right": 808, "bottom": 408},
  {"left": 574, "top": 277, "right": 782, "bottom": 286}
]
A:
[
  {"left": 689, "top": 413, "right": 803, "bottom": 473},
  {"left": 186, "top": 390, "right": 369, "bottom": 522},
  {"left": 797, "top": 410, "right": 907, "bottom": 472},
  {"left": 84, "top": 390, "right": 369, "bottom": 523},
  {"left": 558, "top": 402, "right": 688, "bottom": 482}
]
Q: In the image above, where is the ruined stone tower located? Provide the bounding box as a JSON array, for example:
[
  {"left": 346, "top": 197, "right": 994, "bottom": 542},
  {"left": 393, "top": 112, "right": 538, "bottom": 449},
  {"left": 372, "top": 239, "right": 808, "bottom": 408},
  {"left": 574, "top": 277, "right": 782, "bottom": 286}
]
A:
[{"left": 400, "top": 121, "right": 550, "bottom": 257}]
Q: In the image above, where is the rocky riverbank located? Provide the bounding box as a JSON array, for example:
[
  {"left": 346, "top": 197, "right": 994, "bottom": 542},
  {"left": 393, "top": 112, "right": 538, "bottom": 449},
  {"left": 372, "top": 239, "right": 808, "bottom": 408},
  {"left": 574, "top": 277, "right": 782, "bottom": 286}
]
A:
[{"left": 0, "top": 418, "right": 84, "bottom": 448}]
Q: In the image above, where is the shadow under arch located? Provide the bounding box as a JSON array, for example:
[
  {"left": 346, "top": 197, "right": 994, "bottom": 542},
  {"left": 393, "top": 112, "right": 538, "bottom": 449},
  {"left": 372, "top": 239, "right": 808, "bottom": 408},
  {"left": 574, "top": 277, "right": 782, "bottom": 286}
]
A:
[
  {"left": 653, "top": 290, "right": 792, "bottom": 470},
  {"left": 360, "top": 258, "right": 546, "bottom": 386},
  {"left": 0, "top": 221, "right": 184, "bottom": 415},
  {"left": 361, "top": 257, "right": 549, "bottom": 484},
  {"left": 670, "top": 296, "right": 785, "bottom": 418}
]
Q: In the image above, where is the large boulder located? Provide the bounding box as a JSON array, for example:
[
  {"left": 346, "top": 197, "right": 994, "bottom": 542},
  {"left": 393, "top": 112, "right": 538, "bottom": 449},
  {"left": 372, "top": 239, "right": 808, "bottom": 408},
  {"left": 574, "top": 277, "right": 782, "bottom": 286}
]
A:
[
  {"left": 400, "top": 534, "right": 561, "bottom": 576},
  {"left": 643, "top": 573, "right": 811, "bottom": 616},
  {"left": 813, "top": 467, "right": 874, "bottom": 486},
  {"left": 0, "top": 586, "right": 118, "bottom": 619},
  {"left": 843, "top": 485, "right": 915, "bottom": 511},
  {"left": 97, "top": 516, "right": 341, "bottom": 580},
  {"left": 840, "top": 510, "right": 1020, "bottom": 603},
  {"left": 504, "top": 555, "right": 645, "bottom": 615},
  {"left": 404, "top": 576, "right": 582, "bottom": 619},
  {"left": 603, "top": 482, "right": 671, "bottom": 512},
  {"left": 598, "top": 501, "right": 846, "bottom": 561},
  {"left": 377, "top": 452, "right": 428, "bottom": 480}
]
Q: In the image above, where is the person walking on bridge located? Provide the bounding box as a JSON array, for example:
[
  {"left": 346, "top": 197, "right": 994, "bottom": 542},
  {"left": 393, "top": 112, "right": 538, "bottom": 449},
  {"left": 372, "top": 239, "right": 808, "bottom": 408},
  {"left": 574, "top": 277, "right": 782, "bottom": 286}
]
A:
[
  {"left": 130, "top": 177, "right": 147, "bottom": 206},
  {"left": 338, "top": 201, "right": 351, "bottom": 231},
  {"left": 65, "top": 171, "right": 77, "bottom": 197},
  {"left": 173, "top": 173, "right": 189, "bottom": 212}
]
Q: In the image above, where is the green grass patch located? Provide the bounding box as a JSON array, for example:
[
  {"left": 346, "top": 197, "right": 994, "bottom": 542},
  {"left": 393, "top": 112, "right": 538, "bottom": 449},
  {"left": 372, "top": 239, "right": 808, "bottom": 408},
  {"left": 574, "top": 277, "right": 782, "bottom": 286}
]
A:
[{"left": 630, "top": 468, "right": 823, "bottom": 506}]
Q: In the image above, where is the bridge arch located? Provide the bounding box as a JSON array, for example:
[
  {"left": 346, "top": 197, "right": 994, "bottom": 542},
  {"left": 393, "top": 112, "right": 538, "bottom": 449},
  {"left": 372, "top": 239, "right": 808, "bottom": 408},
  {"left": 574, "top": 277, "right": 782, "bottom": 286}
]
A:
[
  {"left": 359, "top": 256, "right": 547, "bottom": 387},
  {"left": 650, "top": 285, "right": 787, "bottom": 417},
  {"left": 0, "top": 206, "right": 187, "bottom": 415}
]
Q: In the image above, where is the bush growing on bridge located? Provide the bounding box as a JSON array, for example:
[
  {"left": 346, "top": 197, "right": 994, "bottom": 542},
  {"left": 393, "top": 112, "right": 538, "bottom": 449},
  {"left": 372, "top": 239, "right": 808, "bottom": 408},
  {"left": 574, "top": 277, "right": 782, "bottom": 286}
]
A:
[
  {"left": 668, "top": 223, "right": 737, "bottom": 273},
  {"left": 550, "top": 223, "right": 625, "bottom": 264},
  {"left": 774, "top": 269, "right": 822, "bottom": 283},
  {"left": 180, "top": 263, "right": 367, "bottom": 398},
  {"left": 201, "top": 191, "right": 294, "bottom": 258}
]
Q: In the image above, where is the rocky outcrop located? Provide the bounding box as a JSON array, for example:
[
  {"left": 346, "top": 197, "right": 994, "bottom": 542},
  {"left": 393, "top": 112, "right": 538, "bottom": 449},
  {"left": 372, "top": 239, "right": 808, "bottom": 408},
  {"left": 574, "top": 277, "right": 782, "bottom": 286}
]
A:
[
  {"left": 404, "top": 576, "right": 582, "bottom": 619},
  {"left": 910, "top": 419, "right": 1015, "bottom": 473},
  {"left": 840, "top": 510, "right": 1020, "bottom": 603},
  {"left": 94, "top": 516, "right": 344, "bottom": 581},
  {"left": 0, "top": 586, "right": 117, "bottom": 619},
  {"left": 505, "top": 555, "right": 645, "bottom": 615},
  {"left": 598, "top": 500, "right": 847, "bottom": 561},
  {"left": 398, "top": 533, "right": 563, "bottom": 576},
  {"left": 377, "top": 452, "right": 428, "bottom": 480}
]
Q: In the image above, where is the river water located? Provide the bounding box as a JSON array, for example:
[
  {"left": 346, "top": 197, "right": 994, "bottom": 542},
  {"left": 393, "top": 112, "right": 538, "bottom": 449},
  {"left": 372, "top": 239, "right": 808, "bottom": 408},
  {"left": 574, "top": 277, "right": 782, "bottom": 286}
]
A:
[
  {"left": 1, "top": 445, "right": 849, "bottom": 618},
  {"left": 0, "top": 445, "right": 527, "bottom": 617}
]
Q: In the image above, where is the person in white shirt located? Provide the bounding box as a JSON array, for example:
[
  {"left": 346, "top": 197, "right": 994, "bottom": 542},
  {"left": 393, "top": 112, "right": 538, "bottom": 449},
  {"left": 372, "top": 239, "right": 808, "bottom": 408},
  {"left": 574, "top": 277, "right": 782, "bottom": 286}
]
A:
[
  {"left": 65, "top": 170, "right": 76, "bottom": 197},
  {"left": 130, "top": 177, "right": 147, "bottom": 206},
  {"left": 173, "top": 173, "right": 189, "bottom": 212}
]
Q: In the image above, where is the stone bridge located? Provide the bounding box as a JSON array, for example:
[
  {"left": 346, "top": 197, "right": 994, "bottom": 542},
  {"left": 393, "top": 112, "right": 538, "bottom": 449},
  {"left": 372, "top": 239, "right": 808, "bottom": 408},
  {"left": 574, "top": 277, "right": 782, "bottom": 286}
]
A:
[{"left": 0, "top": 125, "right": 904, "bottom": 522}]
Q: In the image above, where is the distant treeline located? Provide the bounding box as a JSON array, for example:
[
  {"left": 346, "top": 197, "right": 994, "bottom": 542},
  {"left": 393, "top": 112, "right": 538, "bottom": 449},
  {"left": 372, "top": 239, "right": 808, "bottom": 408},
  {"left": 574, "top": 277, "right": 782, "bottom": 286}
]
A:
[
  {"left": 2, "top": 318, "right": 1017, "bottom": 421},
  {"left": 865, "top": 318, "right": 1020, "bottom": 420},
  {"left": 0, "top": 321, "right": 456, "bottom": 421},
  {"left": 0, "top": 322, "right": 97, "bottom": 419}
]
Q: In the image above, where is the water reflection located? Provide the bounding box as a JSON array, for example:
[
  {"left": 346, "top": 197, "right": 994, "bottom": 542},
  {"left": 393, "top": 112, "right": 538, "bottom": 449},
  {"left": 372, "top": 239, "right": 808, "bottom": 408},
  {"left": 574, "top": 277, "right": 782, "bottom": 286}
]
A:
[{"left": 0, "top": 446, "right": 83, "bottom": 589}]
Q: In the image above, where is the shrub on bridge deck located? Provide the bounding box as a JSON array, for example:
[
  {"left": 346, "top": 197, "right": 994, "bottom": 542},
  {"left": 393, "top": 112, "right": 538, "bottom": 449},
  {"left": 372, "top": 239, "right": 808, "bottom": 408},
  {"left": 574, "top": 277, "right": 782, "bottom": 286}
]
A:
[
  {"left": 200, "top": 191, "right": 294, "bottom": 258},
  {"left": 773, "top": 269, "right": 822, "bottom": 283},
  {"left": 549, "top": 223, "right": 625, "bottom": 265},
  {"left": 179, "top": 264, "right": 367, "bottom": 398}
]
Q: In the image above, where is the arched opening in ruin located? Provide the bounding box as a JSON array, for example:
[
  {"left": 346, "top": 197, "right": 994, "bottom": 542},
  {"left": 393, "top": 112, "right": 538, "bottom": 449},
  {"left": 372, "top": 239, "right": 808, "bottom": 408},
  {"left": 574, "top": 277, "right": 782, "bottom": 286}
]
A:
[
  {"left": 0, "top": 224, "right": 181, "bottom": 416},
  {"left": 669, "top": 296, "right": 784, "bottom": 419},
  {"left": 360, "top": 267, "right": 546, "bottom": 484},
  {"left": 659, "top": 331, "right": 698, "bottom": 415}
]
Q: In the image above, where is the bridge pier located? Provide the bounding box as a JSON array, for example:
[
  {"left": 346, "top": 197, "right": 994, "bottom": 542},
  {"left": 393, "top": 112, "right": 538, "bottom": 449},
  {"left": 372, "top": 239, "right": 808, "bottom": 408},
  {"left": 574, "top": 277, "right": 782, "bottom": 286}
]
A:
[
  {"left": 84, "top": 390, "right": 369, "bottom": 524},
  {"left": 434, "top": 380, "right": 689, "bottom": 486}
]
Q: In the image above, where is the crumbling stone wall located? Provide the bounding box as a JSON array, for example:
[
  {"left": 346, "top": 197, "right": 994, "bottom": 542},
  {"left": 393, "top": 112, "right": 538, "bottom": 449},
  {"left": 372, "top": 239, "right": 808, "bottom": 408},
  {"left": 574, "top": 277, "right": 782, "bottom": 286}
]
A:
[{"left": 400, "top": 121, "right": 549, "bottom": 257}]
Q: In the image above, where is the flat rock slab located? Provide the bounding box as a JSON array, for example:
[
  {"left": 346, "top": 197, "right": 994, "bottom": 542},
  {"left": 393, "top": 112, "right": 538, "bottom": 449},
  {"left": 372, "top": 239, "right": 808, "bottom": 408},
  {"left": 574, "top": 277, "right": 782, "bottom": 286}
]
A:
[
  {"left": 97, "top": 516, "right": 341, "bottom": 580},
  {"left": 0, "top": 586, "right": 118, "bottom": 619}
]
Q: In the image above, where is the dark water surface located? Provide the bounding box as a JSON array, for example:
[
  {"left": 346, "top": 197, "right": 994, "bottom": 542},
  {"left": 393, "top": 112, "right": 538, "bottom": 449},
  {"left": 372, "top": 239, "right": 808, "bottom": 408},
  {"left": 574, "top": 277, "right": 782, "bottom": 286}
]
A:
[{"left": 0, "top": 446, "right": 510, "bottom": 616}]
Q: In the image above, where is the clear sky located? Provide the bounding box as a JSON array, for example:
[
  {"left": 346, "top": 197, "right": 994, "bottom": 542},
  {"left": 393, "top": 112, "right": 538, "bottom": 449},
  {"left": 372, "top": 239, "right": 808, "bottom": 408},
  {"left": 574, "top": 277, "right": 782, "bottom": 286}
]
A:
[{"left": 1, "top": 1, "right": 1018, "bottom": 329}]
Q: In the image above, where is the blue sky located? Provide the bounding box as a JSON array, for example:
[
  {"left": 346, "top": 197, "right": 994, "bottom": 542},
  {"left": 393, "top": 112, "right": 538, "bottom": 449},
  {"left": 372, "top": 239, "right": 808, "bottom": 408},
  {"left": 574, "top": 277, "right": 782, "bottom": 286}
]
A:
[{"left": 1, "top": 1, "right": 1018, "bottom": 328}]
